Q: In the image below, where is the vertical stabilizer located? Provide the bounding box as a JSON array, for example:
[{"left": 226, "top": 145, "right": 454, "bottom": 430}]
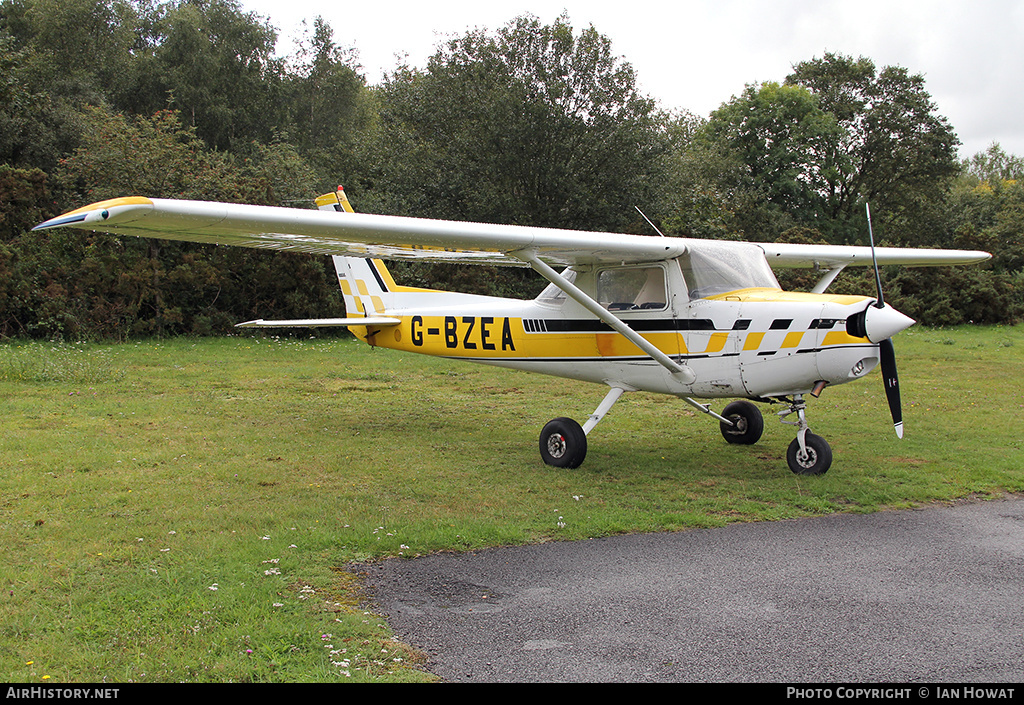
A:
[
  {"left": 315, "top": 188, "right": 455, "bottom": 342},
  {"left": 315, "top": 185, "right": 355, "bottom": 213},
  {"left": 333, "top": 256, "right": 396, "bottom": 322}
]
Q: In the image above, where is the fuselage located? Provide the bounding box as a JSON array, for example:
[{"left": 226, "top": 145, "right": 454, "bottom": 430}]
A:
[{"left": 343, "top": 256, "right": 889, "bottom": 401}]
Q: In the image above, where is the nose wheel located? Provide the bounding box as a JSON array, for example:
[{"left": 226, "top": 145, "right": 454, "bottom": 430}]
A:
[
  {"left": 779, "top": 395, "right": 832, "bottom": 475},
  {"left": 786, "top": 433, "right": 832, "bottom": 475}
]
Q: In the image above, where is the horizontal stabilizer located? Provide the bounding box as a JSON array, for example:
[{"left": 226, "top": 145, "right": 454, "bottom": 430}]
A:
[{"left": 235, "top": 317, "right": 400, "bottom": 328}]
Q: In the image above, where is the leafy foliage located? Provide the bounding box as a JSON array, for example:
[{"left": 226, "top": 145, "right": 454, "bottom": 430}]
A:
[{"left": 363, "top": 13, "right": 661, "bottom": 231}]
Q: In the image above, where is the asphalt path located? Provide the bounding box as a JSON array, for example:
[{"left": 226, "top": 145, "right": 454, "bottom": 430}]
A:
[{"left": 353, "top": 496, "right": 1024, "bottom": 683}]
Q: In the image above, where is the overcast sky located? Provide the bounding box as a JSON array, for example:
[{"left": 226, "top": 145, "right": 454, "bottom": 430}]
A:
[{"left": 240, "top": 0, "right": 1024, "bottom": 160}]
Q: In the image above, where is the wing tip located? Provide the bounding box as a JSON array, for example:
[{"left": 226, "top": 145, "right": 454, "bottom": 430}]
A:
[{"left": 33, "top": 196, "right": 155, "bottom": 231}]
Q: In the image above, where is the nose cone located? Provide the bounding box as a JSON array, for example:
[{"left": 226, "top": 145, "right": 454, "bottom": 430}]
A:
[{"left": 863, "top": 302, "right": 915, "bottom": 342}]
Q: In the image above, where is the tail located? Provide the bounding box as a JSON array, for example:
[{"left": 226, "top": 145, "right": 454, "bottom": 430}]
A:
[
  {"left": 315, "top": 186, "right": 355, "bottom": 214},
  {"left": 315, "top": 187, "right": 444, "bottom": 339},
  {"left": 332, "top": 256, "right": 398, "bottom": 321},
  {"left": 234, "top": 187, "right": 403, "bottom": 334}
]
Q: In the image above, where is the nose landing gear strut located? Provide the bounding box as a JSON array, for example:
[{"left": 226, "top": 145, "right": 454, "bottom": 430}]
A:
[{"left": 778, "top": 395, "right": 832, "bottom": 475}]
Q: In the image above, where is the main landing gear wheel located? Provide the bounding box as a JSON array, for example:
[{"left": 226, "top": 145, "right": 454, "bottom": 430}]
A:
[
  {"left": 786, "top": 433, "right": 832, "bottom": 475},
  {"left": 719, "top": 400, "right": 764, "bottom": 445},
  {"left": 540, "top": 417, "right": 587, "bottom": 469}
]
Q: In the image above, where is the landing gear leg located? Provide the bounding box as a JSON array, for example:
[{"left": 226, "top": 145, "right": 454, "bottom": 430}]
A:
[{"left": 779, "top": 395, "right": 832, "bottom": 475}]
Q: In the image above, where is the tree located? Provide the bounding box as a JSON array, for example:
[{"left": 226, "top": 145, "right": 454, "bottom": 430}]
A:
[
  {"left": 0, "top": 34, "right": 84, "bottom": 171},
  {"left": 962, "top": 142, "right": 1024, "bottom": 185},
  {"left": 0, "top": 0, "right": 147, "bottom": 102},
  {"left": 284, "top": 18, "right": 366, "bottom": 150},
  {"left": 5, "top": 105, "right": 339, "bottom": 339},
  {"left": 785, "top": 53, "right": 961, "bottom": 246},
  {"left": 653, "top": 110, "right": 745, "bottom": 240},
  {"left": 364, "top": 13, "right": 662, "bottom": 233},
  {"left": 698, "top": 81, "right": 841, "bottom": 240},
  {"left": 139, "top": 0, "right": 287, "bottom": 151}
]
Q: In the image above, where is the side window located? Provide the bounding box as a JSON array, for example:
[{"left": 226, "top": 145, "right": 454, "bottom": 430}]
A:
[
  {"left": 535, "top": 268, "right": 577, "bottom": 307},
  {"left": 598, "top": 267, "right": 666, "bottom": 311}
]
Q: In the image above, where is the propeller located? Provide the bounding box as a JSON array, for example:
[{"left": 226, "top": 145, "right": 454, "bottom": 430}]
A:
[
  {"left": 879, "top": 338, "right": 903, "bottom": 438},
  {"left": 865, "top": 203, "right": 905, "bottom": 439}
]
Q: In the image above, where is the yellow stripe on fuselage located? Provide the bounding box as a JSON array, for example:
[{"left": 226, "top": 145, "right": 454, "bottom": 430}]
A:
[
  {"left": 359, "top": 314, "right": 869, "bottom": 361},
  {"left": 781, "top": 331, "right": 805, "bottom": 348},
  {"left": 743, "top": 332, "right": 765, "bottom": 351},
  {"left": 822, "top": 330, "right": 869, "bottom": 347}
]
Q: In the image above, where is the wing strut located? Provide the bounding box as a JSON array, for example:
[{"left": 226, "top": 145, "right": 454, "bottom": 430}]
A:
[
  {"left": 516, "top": 252, "right": 696, "bottom": 385},
  {"left": 810, "top": 264, "right": 847, "bottom": 294}
]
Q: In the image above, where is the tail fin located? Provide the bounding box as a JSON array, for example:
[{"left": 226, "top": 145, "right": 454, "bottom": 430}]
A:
[
  {"left": 315, "top": 185, "right": 355, "bottom": 213},
  {"left": 314, "top": 188, "right": 394, "bottom": 328},
  {"left": 333, "top": 256, "right": 397, "bottom": 321},
  {"left": 314, "top": 187, "right": 442, "bottom": 328}
]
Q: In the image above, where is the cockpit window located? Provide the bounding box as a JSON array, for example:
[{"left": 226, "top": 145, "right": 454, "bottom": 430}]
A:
[
  {"left": 598, "top": 266, "right": 666, "bottom": 311},
  {"left": 680, "top": 242, "right": 780, "bottom": 299}
]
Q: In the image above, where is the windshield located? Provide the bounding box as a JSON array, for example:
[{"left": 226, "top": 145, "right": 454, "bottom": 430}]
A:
[{"left": 680, "top": 241, "right": 780, "bottom": 299}]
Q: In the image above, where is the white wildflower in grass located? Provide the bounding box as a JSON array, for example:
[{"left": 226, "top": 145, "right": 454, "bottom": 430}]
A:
[{"left": 208, "top": 583, "right": 219, "bottom": 591}]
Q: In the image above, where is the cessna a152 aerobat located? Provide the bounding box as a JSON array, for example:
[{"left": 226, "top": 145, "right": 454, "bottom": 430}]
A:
[{"left": 35, "top": 188, "right": 991, "bottom": 475}]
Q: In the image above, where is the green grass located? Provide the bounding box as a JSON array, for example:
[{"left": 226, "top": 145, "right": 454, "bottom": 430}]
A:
[{"left": 1, "top": 326, "right": 1022, "bottom": 682}]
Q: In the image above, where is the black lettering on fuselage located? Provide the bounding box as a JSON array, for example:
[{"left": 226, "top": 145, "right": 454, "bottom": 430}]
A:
[
  {"left": 480, "top": 317, "right": 495, "bottom": 350},
  {"left": 462, "top": 316, "right": 477, "bottom": 349},
  {"left": 411, "top": 315, "right": 424, "bottom": 346},
  {"left": 502, "top": 317, "right": 516, "bottom": 351},
  {"left": 445, "top": 316, "right": 458, "bottom": 348},
  {"left": 426, "top": 316, "right": 517, "bottom": 352}
]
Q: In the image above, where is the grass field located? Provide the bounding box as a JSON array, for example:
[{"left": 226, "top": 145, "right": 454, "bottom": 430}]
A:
[{"left": 2, "top": 326, "right": 1022, "bottom": 682}]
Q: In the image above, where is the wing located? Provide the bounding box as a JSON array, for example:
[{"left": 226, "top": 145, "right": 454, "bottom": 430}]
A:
[
  {"left": 32, "top": 196, "right": 685, "bottom": 267},
  {"left": 759, "top": 241, "right": 991, "bottom": 268},
  {"left": 34, "top": 196, "right": 991, "bottom": 269}
]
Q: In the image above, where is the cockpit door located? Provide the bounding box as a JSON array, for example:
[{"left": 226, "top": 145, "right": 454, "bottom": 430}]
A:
[{"left": 593, "top": 263, "right": 681, "bottom": 360}]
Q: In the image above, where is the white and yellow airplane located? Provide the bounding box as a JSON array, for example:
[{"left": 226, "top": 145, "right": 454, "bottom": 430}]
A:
[{"left": 34, "top": 188, "right": 991, "bottom": 475}]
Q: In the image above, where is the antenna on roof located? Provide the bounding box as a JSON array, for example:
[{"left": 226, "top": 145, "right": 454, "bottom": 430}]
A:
[{"left": 635, "top": 206, "right": 666, "bottom": 237}]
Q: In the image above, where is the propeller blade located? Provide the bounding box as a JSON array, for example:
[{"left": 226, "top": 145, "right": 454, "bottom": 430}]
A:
[
  {"left": 866, "top": 203, "right": 885, "bottom": 308},
  {"left": 879, "top": 338, "right": 903, "bottom": 438}
]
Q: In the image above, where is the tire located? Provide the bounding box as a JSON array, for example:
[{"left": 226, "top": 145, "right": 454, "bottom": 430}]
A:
[
  {"left": 719, "top": 400, "right": 764, "bottom": 445},
  {"left": 539, "top": 417, "right": 588, "bottom": 469},
  {"left": 786, "top": 433, "right": 832, "bottom": 475}
]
